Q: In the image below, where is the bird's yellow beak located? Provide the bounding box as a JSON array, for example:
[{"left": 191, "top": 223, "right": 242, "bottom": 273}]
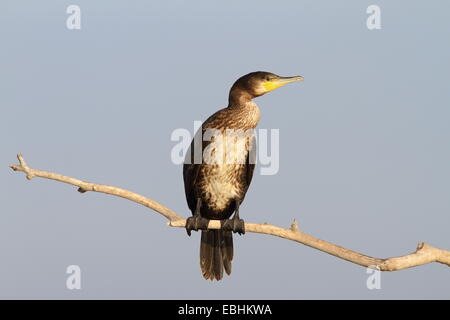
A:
[{"left": 263, "top": 75, "right": 304, "bottom": 92}]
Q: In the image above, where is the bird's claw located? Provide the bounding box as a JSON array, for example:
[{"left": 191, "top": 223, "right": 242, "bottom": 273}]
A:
[
  {"left": 221, "top": 217, "right": 245, "bottom": 235},
  {"left": 185, "top": 215, "right": 210, "bottom": 236}
]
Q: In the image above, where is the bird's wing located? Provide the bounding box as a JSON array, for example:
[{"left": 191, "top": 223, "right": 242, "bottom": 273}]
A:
[
  {"left": 183, "top": 126, "right": 212, "bottom": 214},
  {"left": 183, "top": 109, "right": 229, "bottom": 213},
  {"left": 244, "top": 133, "right": 257, "bottom": 190},
  {"left": 183, "top": 162, "right": 199, "bottom": 214}
]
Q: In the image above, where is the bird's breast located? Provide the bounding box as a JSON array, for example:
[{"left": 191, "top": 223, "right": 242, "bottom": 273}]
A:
[
  {"left": 198, "top": 131, "right": 253, "bottom": 215},
  {"left": 194, "top": 103, "right": 259, "bottom": 217},
  {"left": 199, "top": 164, "right": 246, "bottom": 214}
]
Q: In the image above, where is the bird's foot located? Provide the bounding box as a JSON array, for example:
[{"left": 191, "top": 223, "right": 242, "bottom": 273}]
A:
[
  {"left": 221, "top": 216, "right": 245, "bottom": 235},
  {"left": 185, "top": 215, "right": 210, "bottom": 236}
]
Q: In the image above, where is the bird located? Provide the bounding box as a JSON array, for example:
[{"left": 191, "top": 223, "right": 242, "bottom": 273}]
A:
[{"left": 183, "top": 71, "right": 303, "bottom": 280}]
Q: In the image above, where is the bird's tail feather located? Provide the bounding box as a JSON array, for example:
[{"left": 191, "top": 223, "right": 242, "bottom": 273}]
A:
[{"left": 200, "top": 230, "right": 233, "bottom": 280}]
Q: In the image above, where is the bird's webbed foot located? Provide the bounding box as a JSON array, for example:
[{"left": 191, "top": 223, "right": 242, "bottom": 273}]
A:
[
  {"left": 221, "top": 200, "right": 245, "bottom": 235},
  {"left": 186, "top": 215, "right": 210, "bottom": 236},
  {"left": 186, "top": 198, "right": 209, "bottom": 236}
]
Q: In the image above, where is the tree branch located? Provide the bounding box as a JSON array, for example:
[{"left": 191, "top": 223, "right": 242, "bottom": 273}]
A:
[{"left": 10, "top": 153, "right": 450, "bottom": 271}]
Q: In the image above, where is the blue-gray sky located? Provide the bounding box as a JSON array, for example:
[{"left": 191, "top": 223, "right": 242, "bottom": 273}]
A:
[{"left": 1, "top": 0, "right": 449, "bottom": 299}]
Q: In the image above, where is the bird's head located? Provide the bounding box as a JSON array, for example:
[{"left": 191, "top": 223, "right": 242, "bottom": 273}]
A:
[{"left": 229, "top": 71, "right": 303, "bottom": 105}]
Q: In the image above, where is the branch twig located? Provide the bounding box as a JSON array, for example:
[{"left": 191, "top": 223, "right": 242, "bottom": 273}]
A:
[{"left": 10, "top": 154, "right": 450, "bottom": 271}]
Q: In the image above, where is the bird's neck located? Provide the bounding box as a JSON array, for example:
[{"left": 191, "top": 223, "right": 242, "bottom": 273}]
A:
[
  {"left": 226, "top": 87, "right": 261, "bottom": 129},
  {"left": 226, "top": 99, "right": 261, "bottom": 130},
  {"left": 228, "top": 86, "right": 253, "bottom": 108}
]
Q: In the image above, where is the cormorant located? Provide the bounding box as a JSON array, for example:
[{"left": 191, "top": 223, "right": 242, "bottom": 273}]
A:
[{"left": 183, "top": 71, "right": 303, "bottom": 280}]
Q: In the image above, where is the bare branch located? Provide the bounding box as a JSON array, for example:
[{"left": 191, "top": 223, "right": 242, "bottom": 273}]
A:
[
  {"left": 10, "top": 154, "right": 450, "bottom": 271},
  {"left": 10, "top": 154, "right": 182, "bottom": 222}
]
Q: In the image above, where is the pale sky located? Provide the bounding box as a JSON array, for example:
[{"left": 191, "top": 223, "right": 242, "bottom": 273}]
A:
[{"left": 1, "top": 0, "right": 449, "bottom": 299}]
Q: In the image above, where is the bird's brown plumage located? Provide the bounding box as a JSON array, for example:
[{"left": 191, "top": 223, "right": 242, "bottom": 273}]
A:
[{"left": 183, "top": 71, "right": 302, "bottom": 280}]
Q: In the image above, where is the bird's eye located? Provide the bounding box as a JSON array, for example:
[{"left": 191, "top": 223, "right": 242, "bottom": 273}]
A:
[{"left": 265, "top": 76, "right": 272, "bottom": 81}]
